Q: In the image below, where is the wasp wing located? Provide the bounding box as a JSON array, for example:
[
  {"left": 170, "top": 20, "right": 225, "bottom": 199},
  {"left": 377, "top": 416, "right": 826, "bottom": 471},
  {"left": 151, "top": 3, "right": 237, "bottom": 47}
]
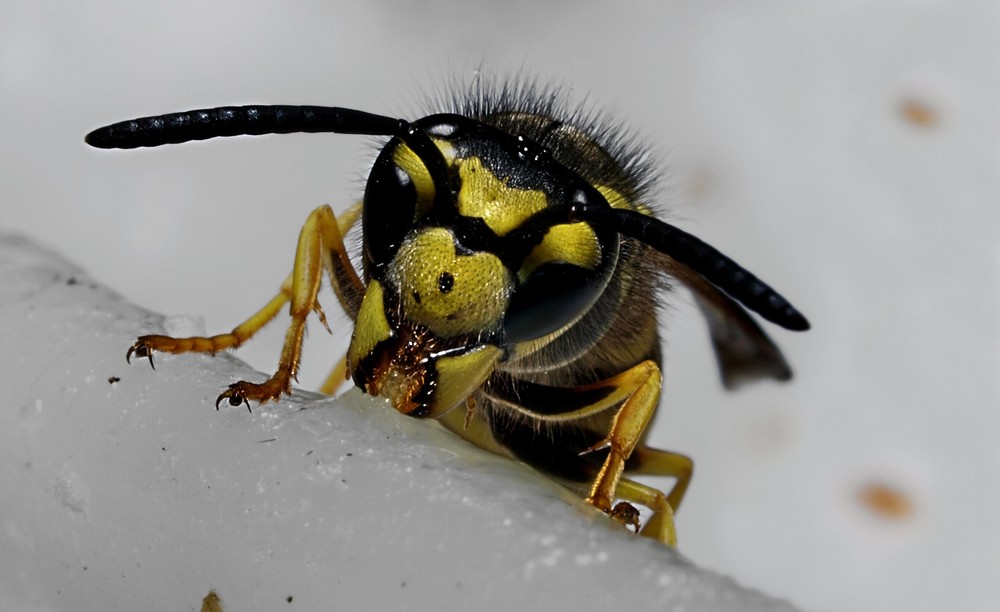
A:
[{"left": 661, "top": 256, "right": 792, "bottom": 389}]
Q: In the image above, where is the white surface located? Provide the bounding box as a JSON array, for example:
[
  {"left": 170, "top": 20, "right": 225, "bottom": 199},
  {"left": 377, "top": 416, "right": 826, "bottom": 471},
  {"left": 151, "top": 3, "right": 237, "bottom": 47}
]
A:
[
  {"left": 0, "top": 232, "right": 802, "bottom": 611},
  {"left": 2, "top": 2, "right": 999, "bottom": 611}
]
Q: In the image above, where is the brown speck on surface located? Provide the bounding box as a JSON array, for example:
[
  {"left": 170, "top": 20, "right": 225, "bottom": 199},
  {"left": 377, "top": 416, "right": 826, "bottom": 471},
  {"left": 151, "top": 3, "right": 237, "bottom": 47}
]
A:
[
  {"left": 685, "top": 167, "right": 716, "bottom": 202},
  {"left": 286, "top": 595, "right": 294, "bottom": 603},
  {"left": 108, "top": 376, "right": 120, "bottom": 384},
  {"left": 899, "top": 97, "right": 939, "bottom": 127},
  {"left": 201, "top": 590, "right": 223, "bottom": 612},
  {"left": 858, "top": 482, "right": 914, "bottom": 520}
]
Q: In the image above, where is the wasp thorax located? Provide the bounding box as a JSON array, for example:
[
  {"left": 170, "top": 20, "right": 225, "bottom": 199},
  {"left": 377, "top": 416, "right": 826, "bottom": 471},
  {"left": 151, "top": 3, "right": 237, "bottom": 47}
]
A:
[{"left": 388, "top": 227, "right": 513, "bottom": 338}]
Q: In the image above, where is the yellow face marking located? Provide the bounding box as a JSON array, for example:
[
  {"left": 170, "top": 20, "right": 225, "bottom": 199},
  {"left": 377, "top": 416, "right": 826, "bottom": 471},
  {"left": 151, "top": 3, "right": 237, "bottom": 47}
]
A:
[
  {"left": 596, "top": 183, "right": 651, "bottom": 214},
  {"left": 391, "top": 227, "right": 512, "bottom": 338},
  {"left": 347, "top": 280, "right": 392, "bottom": 372},
  {"left": 456, "top": 157, "right": 549, "bottom": 236},
  {"left": 392, "top": 140, "right": 455, "bottom": 219},
  {"left": 426, "top": 345, "right": 502, "bottom": 418},
  {"left": 519, "top": 222, "right": 600, "bottom": 281}
]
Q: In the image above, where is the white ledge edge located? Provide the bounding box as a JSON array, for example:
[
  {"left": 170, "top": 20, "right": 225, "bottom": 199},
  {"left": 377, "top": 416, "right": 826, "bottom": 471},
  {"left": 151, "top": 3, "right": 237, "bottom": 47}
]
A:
[{"left": 0, "top": 231, "right": 803, "bottom": 612}]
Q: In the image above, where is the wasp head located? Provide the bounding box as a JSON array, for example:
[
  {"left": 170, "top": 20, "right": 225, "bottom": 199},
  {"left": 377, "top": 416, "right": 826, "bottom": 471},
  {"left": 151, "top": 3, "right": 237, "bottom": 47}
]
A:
[{"left": 346, "top": 226, "right": 509, "bottom": 417}]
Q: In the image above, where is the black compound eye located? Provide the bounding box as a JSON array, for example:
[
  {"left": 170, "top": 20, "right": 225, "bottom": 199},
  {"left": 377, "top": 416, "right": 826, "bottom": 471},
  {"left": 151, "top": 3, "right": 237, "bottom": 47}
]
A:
[
  {"left": 362, "top": 144, "right": 417, "bottom": 273},
  {"left": 503, "top": 263, "right": 605, "bottom": 343}
]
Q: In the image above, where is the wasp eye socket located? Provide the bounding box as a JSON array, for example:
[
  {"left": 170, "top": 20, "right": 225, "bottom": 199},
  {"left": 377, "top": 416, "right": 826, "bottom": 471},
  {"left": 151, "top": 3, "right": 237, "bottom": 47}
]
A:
[
  {"left": 503, "top": 263, "right": 605, "bottom": 343},
  {"left": 362, "top": 148, "right": 418, "bottom": 273}
]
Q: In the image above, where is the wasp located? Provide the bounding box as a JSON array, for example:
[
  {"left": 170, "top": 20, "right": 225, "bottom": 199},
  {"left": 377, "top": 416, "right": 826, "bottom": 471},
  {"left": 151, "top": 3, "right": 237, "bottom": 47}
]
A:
[{"left": 86, "top": 80, "right": 809, "bottom": 546}]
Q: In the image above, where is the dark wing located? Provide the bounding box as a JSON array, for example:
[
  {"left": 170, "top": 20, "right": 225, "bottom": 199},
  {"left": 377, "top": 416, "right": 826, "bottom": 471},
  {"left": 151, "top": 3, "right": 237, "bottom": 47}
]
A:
[{"left": 662, "top": 257, "right": 792, "bottom": 389}]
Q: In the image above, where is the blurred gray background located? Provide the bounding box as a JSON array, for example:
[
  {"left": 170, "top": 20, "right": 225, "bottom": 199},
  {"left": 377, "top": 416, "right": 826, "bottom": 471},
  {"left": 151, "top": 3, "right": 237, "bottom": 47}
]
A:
[{"left": 3, "top": 2, "right": 998, "bottom": 611}]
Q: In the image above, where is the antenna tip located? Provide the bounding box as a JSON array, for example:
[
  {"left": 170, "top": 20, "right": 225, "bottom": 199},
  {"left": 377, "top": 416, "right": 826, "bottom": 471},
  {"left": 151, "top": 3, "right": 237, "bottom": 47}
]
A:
[{"left": 85, "top": 125, "right": 116, "bottom": 149}]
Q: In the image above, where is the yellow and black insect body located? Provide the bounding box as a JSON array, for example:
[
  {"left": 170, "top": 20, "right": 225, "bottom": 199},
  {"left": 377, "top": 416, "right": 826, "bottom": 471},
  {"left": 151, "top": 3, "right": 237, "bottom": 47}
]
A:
[{"left": 86, "top": 81, "right": 809, "bottom": 546}]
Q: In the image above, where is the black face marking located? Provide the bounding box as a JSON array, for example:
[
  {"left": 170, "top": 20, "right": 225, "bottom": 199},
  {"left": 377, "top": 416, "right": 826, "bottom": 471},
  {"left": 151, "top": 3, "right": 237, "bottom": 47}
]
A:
[
  {"left": 438, "top": 271, "right": 455, "bottom": 293},
  {"left": 412, "top": 291, "right": 422, "bottom": 304}
]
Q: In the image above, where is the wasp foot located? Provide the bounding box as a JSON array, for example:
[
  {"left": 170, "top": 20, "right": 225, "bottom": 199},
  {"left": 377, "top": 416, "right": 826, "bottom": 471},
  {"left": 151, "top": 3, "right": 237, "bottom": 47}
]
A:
[
  {"left": 126, "top": 337, "right": 157, "bottom": 369},
  {"left": 215, "top": 376, "right": 290, "bottom": 413},
  {"left": 609, "top": 501, "right": 641, "bottom": 534},
  {"left": 127, "top": 334, "right": 213, "bottom": 369}
]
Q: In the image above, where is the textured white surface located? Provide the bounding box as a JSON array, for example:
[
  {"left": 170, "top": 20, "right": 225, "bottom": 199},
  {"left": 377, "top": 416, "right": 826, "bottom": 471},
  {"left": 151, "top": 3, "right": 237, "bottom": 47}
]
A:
[
  {"left": 0, "top": 233, "right": 802, "bottom": 611},
  {"left": 3, "top": 2, "right": 999, "bottom": 611}
]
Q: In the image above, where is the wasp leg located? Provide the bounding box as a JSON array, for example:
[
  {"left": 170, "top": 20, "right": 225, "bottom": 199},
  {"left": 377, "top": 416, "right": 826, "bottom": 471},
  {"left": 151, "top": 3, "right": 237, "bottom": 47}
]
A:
[
  {"left": 578, "top": 361, "right": 662, "bottom": 523},
  {"left": 628, "top": 447, "right": 694, "bottom": 513},
  {"left": 472, "top": 361, "right": 677, "bottom": 541},
  {"left": 614, "top": 477, "right": 679, "bottom": 546},
  {"left": 217, "top": 204, "right": 365, "bottom": 408},
  {"left": 314, "top": 204, "right": 363, "bottom": 399},
  {"left": 322, "top": 201, "right": 365, "bottom": 318},
  {"left": 128, "top": 203, "right": 363, "bottom": 373},
  {"left": 609, "top": 501, "right": 642, "bottom": 534},
  {"left": 126, "top": 203, "right": 364, "bottom": 408},
  {"left": 318, "top": 352, "right": 350, "bottom": 395},
  {"left": 127, "top": 274, "right": 294, "bottom": 369}
]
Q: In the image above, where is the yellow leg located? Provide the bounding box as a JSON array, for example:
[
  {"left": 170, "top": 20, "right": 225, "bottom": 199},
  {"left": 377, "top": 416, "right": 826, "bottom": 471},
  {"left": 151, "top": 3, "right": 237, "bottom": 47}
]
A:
[
  {"left": 614, "top": 477, "right": 678, "bottom": 546},
  {"left": 603, "top": 448, "right": 692, "bottom": 546},
  {"left": 217, "top": 204, "right": 361, "bottom": 408},
  {"left": 318, "top": 353, "right": 350, "bottom": 395},
  {"left": 316, "top": 203, "right": 363, "bottom": 398},
  {"left": 477, "top": 360, "right": 681, "bottom": 544},
  {"left": 629, "top": 447, "right": 694, "bottom": 512},
  {"left": 574, "top": 360, "right": 689, "bottom": 545},
  {"left": 127, "top": 204, "right": 365, "bottom": 409},
  {"left": 127, "top": 202, "right": 363, "bottom": 366},
  {"left": 582, "top": 360, "right": 661, "bottom": 514},
  {"left": 127, "top": 274, "right": 293, "bottom": 368},
  {"left": 321, "top": 202, "right": 365, "bottom": 319}
]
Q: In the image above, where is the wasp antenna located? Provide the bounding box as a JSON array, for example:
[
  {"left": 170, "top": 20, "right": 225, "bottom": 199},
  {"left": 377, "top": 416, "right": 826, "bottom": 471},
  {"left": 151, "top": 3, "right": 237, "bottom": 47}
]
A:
[
  {"left": 507, "top": 201, "right": 809, "bottom": 331},
  {"left": 603, "top": 208, "right": 810, "bottom": 331},
  {"left": 85, "top": 105, "right": 407, "bottom": 149}
]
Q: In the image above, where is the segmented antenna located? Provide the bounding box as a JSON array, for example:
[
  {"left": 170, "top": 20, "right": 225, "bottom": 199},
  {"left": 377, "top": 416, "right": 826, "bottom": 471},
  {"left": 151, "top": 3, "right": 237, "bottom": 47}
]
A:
[
  {"left": 507, "top": 201, "right": 809, "bottom": 332},
  {"left": 605, "top": 208, "right": 810, "bottom": 331},
  {"left": 85, "top": 105, "right": 407, "bottom": 149}
]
